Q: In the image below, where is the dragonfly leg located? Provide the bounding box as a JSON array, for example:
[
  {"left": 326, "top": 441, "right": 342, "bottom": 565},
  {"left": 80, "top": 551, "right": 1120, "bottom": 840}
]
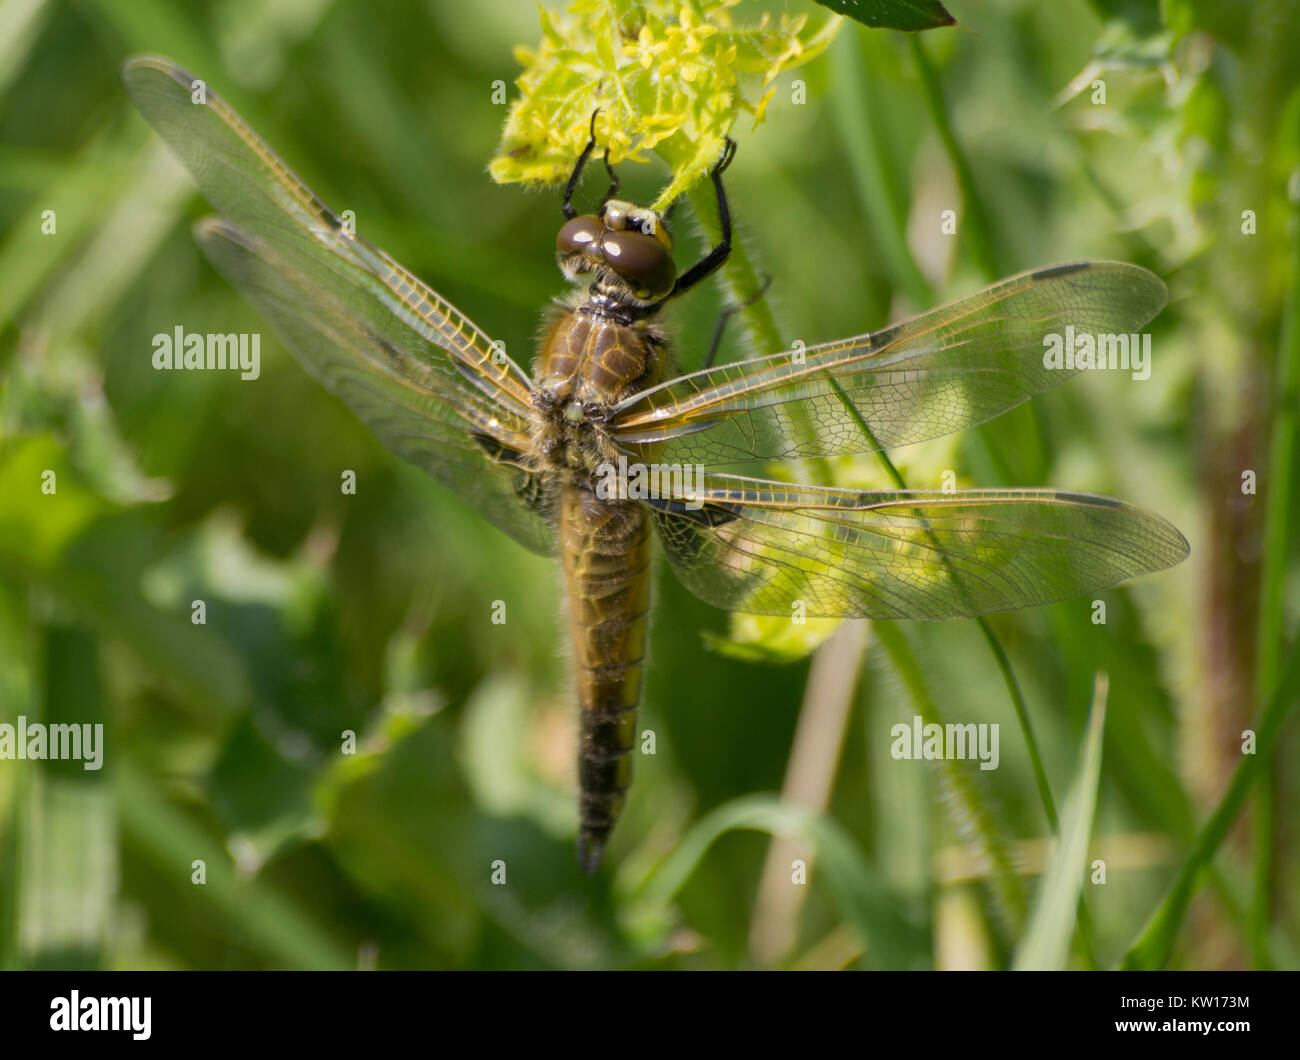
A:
[
  {"left": 663, "top": 137, "right": 736, "bottom": 302},
  {"left": 702, "top": 272, "right": 772, "bottom": 368},
  {"left": 598, "top": 147, "right": 619, "bottom": 209},
  {"left": 562, "top": 110, "right": 602, "bottom": 220}
]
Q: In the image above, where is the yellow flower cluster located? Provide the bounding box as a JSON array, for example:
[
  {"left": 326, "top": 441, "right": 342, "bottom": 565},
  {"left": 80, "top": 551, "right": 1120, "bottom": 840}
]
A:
[{"left": 490, "top": 0, "right": 840, "bottom": 210}]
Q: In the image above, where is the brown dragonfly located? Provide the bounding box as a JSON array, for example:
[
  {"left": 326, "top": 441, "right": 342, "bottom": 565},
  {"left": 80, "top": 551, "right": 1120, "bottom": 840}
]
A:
[{"left": 124, "top": 56, "right": 1188, "bottom": 874}]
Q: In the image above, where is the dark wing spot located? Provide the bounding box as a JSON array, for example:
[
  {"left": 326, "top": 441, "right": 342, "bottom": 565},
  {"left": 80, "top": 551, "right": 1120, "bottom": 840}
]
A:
[
  {"left": 1031, "top": 262, "right": 1090, "bottom": 281},
  {"left": 645, "top": 497, "right": 741, "bottom": 527},
  {"left": 870, "top": 323, "right": 901, "bottom": 350},
  {"left": 1053, "top": 490, "right": 1121, "bottom": 508},
  {"left": 471, "top": 431, "right": 527, "bottom": 467},
  {"left": 469, "top": 434, "right": 548, "bottom": 512}
]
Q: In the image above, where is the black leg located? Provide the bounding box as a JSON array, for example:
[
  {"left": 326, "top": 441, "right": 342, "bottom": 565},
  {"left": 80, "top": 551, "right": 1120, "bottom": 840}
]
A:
[
  {"left": 664, "top": 137, "right": 736, "bottom": 301},
  {"left": 703, "top": 273, "right": 771, "bottom": 369},
  {"left": 562, "top": 110, "right": 602, "bottom": 220},
  {"left": 599, "top": 148, "right": 620, "bottom": 208}
]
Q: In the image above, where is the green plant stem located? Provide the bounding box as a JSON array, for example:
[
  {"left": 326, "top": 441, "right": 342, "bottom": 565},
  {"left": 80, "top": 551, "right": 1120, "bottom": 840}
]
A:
[
  {"left": 865, "top": 442, "right": 1097, "bottom": 966},
  {"left": 685, "top": 180, "right": 783, "bottom": 359},
  {"left": 688, "top": 146, "right": 1033, "bottom": 944},
  {"left": 1123, "top": 641, "right": 1300, "bottom": 969},
  {"left": 905, "top": 35, "right": 1110, "bottom": 966},
  {"left": 825, "top": 31, "right": 1078, "bottom": 953},
  {"left": 824, "top": 45, "right": 1057, "bottom": 838},
  {"left": 975, "top": 620, "right": 1057, "bottom": 820},
  {"left": 908, "top": 35, "right": 1028, "bottom": 491},
  {"left": 874, "top": 620, "right": 1027, "bottom": 925},
  {"left": 829, "top": 31, "right": 931, "bottom": 307},
  {"left": 1250, "top": 182, "right": 1300, "bottom": 967},
  {"left": 684, "top": 179, "right": 838, "bottom": 483},
  {"left": 909, "top": 36, "right": 1000, "bottom": 280}
]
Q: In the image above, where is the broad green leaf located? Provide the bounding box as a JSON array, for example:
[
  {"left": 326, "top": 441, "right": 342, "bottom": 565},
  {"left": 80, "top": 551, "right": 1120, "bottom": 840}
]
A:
[
  {"left": 811, "top": 0, "right": 955, "bottom": 33},
  {"left": 1086, "top": 0, "right": 1163, "bottom": 36}
]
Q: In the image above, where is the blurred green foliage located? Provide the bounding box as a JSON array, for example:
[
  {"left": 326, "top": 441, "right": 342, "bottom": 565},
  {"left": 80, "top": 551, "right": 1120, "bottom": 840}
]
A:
[{"left": 0, "top": 0, "right": 1297, "bottom": 970}]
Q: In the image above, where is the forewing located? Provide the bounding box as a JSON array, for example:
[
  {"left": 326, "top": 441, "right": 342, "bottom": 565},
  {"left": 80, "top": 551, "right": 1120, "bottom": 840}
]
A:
[
  {"left": 123, "top": 56, "right": 553, "bottom": 553},
  {"left": 613, "top": 262, "right": 1167, "bottom": 466},
  {"left": 651, "top": 476, "right": 1188, "bottom": 620}
]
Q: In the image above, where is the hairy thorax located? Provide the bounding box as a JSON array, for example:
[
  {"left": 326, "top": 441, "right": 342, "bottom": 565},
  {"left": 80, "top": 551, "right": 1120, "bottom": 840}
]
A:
[{"left": 532, "top": 298, "right": 668, "bottom": 479}]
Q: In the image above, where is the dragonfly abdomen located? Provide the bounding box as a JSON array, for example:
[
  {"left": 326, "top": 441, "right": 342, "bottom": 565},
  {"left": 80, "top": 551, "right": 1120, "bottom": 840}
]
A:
[{"left": 559, "top": 483, "right": 652, "bottom": 875}]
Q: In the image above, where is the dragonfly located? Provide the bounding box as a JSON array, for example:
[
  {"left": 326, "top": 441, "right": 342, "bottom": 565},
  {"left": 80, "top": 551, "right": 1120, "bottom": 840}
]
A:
[{"left": 124, "top": 56, "right": 1188, "bottom": 874}]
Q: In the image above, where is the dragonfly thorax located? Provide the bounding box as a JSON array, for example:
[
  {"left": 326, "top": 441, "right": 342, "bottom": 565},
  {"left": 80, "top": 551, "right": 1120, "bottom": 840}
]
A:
[
  {"left": 534, "top": 301, "right": 669, "bottom": 478},
  {"left": 531, "top": 387, "right": 618, "bottom": 477}
]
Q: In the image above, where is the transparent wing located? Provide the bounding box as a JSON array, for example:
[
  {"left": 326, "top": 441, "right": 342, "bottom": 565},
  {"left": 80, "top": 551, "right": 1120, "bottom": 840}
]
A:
[
  {"left": 650, "top": 475, "right": 1188, "bottom": 620},
  {"left": 123, "top": 56, "right": 553, "bottom": 553},
  {"left": 612, "top": 262, "right": 1167, "bottom": 466}
]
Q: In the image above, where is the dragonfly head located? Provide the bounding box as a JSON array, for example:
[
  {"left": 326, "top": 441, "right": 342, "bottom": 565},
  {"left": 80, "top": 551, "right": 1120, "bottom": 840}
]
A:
[{"left": 557, "top": 198, "right": 676, "bottom": 304}]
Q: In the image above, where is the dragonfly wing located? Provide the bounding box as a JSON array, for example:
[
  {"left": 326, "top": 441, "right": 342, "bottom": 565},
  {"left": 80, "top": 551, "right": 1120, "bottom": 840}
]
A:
[
  {"left": 123, "top": 56, "right": 553, "bottom": 554},
  {"left": 649, "top": 475, "right": 1188, "bottom": 620},
  {"left": 196, "top": 219, "right": 553, "bottom": 552},
  {"left": 612, "top": 262, "right": 1167, "bottom": 466}
]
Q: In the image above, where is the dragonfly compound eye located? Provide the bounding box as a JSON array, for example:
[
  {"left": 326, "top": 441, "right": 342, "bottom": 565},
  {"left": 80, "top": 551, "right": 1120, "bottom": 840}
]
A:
[
  {"left": 557, "top": 215, "right": 602, "bottom": 257},
  {"left": 599, "top": 229, "right": 677, "bottom": 300}
]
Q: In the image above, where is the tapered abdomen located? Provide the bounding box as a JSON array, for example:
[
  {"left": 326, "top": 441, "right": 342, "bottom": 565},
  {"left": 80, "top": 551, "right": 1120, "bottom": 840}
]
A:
[{"left": 560, "top": 484, "right": 652, "bottom": 875}]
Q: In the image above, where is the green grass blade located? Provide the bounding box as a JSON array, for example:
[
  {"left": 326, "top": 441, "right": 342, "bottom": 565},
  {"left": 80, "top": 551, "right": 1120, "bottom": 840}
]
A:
[
  {"left": 1122, "top": 642, "right": 1300, "bottom": 969},
  {"left": 909, "top": 36, "right": 1001, "bottom": 280},
  {"left": 1013, "top": 675, "right": 1107, "bottom": 970},
  {"left": 629, "top": 794, "right": 927, "bottom": 969},
  {"left": 829, "top": 30, "right": 932, "bottom": 307},
  {"left": 874, "top": 620, "right": 1027, "bottom": 927},
  {"left": 116, "top": 763, "right": 352, "bottom": 970},
  {"left": 1250, "top": 177, "right": 1300, "bottom": 965}
]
